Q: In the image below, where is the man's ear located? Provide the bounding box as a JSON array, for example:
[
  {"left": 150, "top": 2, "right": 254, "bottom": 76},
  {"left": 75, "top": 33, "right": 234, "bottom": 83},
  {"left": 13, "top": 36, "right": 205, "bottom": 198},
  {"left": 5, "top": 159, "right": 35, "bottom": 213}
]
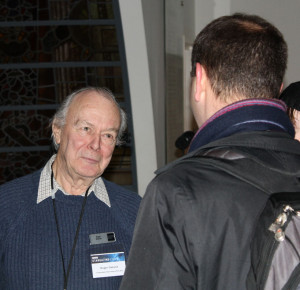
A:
[
  {"left": 52, "top": 122, "right": 61, "bottom": 145},
  {"left": 279, "top": 83, "right": 284, "bottom": 93},
  {"left": 194, "top": 63, "right": 205, "bottom": 101}
]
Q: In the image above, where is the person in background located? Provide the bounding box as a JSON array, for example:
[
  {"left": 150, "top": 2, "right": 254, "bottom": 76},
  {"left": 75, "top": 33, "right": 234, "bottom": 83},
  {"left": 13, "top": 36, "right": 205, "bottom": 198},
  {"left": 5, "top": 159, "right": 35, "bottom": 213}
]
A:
[
  {"left": 279, "top": 81, "right": 300, "bottom": 141},
  {"left": 0, "top": 87, "right": 141, "bottom": 290},
  {"left": 120, "top": 13, "right": 300, "bottom": 290}
]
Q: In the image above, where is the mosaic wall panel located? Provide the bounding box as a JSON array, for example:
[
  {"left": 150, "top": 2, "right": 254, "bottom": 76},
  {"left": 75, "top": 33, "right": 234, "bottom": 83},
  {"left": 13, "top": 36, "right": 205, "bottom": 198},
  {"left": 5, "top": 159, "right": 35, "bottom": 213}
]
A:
[
  {"left": 0, "top": 151, "right": 52, "bottom": 184},
  {"left": 0, "top": 25, "right": 120, "bottom": 62},
  {"left": 0, "top": 0, "right": 136, "bottom": 190},
  {"left": 0, "top": 0, "right": 114, "bottom": 22},
  {"left": 0, "top": 109, "right": 53, "bottom": 148}
]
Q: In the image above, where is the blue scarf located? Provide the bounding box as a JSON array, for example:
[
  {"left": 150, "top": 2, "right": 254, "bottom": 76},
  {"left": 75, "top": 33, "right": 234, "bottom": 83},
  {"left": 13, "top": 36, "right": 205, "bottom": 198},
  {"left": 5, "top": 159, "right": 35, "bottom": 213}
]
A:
[{"left": 188, "top": 99, "right": 295, "bottom": 152}]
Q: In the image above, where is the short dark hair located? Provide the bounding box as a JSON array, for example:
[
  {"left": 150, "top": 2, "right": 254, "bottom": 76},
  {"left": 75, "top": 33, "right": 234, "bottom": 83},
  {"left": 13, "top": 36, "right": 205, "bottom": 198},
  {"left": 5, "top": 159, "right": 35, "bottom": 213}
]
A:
[{"left": 191, "top": 13, "right": 287, "bottom": 101}]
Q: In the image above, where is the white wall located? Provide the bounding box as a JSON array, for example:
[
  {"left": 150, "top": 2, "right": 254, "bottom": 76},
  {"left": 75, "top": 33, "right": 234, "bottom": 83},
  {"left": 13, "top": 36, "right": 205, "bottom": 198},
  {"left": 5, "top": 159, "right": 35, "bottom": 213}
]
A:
[
  {"left": 141, "top": 0, "right": 166, "bottom": 168},
  {"left": 119, "top": 0, "right": 157, "bottom": 196},
  {"left": 165, "top": 0, "right": 185, "bottom": 162}
]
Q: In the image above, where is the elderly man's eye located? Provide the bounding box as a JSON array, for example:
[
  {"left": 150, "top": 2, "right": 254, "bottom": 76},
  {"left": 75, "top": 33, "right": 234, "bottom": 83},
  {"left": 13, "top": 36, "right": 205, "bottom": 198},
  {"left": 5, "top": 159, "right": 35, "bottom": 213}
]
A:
[
  {"left": 101, "top": 133, "right": 117, "bottom": 145},
  {"left": 103, "top": 133, "right": 115, "bottom": 141}
]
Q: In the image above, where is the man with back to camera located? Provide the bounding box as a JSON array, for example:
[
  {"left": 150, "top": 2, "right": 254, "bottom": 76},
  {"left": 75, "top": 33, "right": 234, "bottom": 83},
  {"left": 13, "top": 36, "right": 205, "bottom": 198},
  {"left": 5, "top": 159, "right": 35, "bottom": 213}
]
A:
[
  {"left": 120, "top": 13, "right": 300, "bottom": 290},
  {"left": 0, "top": 87, "right": 141, "bottom": 289}
]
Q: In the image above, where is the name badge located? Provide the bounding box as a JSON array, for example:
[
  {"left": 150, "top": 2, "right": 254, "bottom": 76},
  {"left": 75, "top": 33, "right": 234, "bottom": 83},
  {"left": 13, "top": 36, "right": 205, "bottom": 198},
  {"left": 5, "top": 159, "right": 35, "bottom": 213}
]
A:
[
  {"left": 90, "top": 252, "right": 126, "bottom": 278},
  {"left": 89, "top": 232, "right": 116, "bottom": 245}
]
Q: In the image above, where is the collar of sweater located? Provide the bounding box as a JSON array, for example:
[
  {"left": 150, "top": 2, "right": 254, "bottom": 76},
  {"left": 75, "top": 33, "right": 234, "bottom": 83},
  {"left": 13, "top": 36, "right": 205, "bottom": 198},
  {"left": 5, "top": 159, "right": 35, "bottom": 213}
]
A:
[{"left": 188, "top": 99, "right": 295, "bottom": 153}]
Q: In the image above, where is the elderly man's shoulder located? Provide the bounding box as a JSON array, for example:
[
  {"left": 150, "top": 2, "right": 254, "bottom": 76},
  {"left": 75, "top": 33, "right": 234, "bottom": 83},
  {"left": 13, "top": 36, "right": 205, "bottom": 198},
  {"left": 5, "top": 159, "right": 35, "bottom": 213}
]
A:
[
  {"left": 0, "top": 170, "right": 42, "bottom": 238},
  {"left": 0, "top": 170, "right": 41, "bottom": 199},
  {"left": 102, "top": 178, "right": 141, "bottom": 226},
  {"left": 102, "top": 178, "right": 141, "bottom": 205}
]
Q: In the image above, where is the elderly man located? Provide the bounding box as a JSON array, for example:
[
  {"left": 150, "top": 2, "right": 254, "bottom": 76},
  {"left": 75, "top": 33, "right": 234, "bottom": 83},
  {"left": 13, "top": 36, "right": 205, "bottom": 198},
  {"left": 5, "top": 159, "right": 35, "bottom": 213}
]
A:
[
  {"left": 0, "top": 87, "right": 141, "bottom": 289},
  {"left": 120, "top": 13, "right": 300, "bottom": 290}
]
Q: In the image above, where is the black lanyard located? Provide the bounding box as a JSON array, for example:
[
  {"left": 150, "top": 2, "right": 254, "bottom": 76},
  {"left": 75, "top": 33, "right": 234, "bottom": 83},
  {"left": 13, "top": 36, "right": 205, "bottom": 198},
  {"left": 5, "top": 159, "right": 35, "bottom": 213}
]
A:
[{"left": 51, "top": 170, "right": 90, "bottom": 290}]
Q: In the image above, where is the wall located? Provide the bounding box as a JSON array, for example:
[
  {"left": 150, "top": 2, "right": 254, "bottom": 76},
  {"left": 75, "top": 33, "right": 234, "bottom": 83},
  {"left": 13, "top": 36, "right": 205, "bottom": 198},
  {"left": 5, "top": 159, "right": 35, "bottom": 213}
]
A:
[
  {"left": 165, "top": 0, "right": 185, "bottom": 162},
  {"left": 119, "top": 0, "right": 157, "bottom": 196},
  {"left": 141, "top": 0, "right": 166, "bottom": 168}
]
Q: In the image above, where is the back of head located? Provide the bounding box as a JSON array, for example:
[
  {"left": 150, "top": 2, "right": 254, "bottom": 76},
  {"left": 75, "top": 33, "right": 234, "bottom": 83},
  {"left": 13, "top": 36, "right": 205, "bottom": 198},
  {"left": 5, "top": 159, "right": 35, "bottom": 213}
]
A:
[{"left": 191, "top": 13, "right": 287, "bottom": 102}]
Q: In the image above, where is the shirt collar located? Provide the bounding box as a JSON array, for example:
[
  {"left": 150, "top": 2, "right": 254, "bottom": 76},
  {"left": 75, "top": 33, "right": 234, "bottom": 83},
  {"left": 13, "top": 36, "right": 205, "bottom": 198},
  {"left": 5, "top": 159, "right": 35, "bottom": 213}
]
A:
[{"left": 37, "top": 155, "right": 111, "bottom": 207}]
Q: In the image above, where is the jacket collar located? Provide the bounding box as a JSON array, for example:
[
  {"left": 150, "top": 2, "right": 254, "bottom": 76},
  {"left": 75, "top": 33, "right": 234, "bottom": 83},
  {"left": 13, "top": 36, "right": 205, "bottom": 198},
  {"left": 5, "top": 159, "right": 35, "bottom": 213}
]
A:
[
  {"left": 188, "top": 99, "right": 294, "bottom": 152},
  {"left": 156, "top": 131, "right": 300, "bottom": 175}
]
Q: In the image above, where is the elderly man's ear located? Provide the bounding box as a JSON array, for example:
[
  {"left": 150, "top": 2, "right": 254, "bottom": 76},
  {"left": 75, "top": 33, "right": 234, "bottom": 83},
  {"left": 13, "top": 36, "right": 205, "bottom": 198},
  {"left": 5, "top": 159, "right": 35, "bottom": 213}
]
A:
[{"left": 52, "top": 123, "right": 61, "bottom": 145}]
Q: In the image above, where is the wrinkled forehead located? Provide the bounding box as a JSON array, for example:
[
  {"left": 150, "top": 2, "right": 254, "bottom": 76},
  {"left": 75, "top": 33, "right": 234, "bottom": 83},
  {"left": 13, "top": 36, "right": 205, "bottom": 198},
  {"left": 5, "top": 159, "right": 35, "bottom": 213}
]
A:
[{"left": 67, "top": 91, "right": 120, "bottom": 121}]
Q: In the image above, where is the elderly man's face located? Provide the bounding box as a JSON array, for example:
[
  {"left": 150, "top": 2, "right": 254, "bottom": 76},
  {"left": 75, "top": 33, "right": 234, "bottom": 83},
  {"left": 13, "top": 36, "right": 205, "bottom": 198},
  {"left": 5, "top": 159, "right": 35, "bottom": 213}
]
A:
[{"left": 53, "top": 91, "right": 120, "bottom": 182}]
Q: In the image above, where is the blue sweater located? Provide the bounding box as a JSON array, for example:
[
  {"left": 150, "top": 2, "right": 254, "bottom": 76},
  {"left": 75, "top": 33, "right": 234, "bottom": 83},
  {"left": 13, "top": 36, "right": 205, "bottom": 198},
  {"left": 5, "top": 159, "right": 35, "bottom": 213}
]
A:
[{"left": 0, "top": 170, "right": 141, "bottom": 289}]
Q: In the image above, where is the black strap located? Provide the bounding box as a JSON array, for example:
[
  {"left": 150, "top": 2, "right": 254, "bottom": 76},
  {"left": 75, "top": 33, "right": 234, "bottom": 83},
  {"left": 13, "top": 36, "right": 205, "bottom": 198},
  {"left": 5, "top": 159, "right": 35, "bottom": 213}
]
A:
[{"left": 51, "top": 170, "right": 90, "bottom": 290}]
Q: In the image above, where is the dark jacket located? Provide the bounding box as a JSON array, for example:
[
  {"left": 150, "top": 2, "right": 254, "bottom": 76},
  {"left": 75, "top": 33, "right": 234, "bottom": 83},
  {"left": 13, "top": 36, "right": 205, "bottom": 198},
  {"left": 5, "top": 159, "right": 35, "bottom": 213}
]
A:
[{"left": 120, "top": 131, "right": 300, "bottom": 290}]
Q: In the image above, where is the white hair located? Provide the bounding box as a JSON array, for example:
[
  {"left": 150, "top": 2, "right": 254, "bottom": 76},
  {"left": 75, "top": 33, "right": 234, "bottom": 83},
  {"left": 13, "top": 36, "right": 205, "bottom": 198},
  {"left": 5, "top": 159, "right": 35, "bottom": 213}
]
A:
[{"left": 50, "top": 87, "right": 127, "bottom": 150}]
